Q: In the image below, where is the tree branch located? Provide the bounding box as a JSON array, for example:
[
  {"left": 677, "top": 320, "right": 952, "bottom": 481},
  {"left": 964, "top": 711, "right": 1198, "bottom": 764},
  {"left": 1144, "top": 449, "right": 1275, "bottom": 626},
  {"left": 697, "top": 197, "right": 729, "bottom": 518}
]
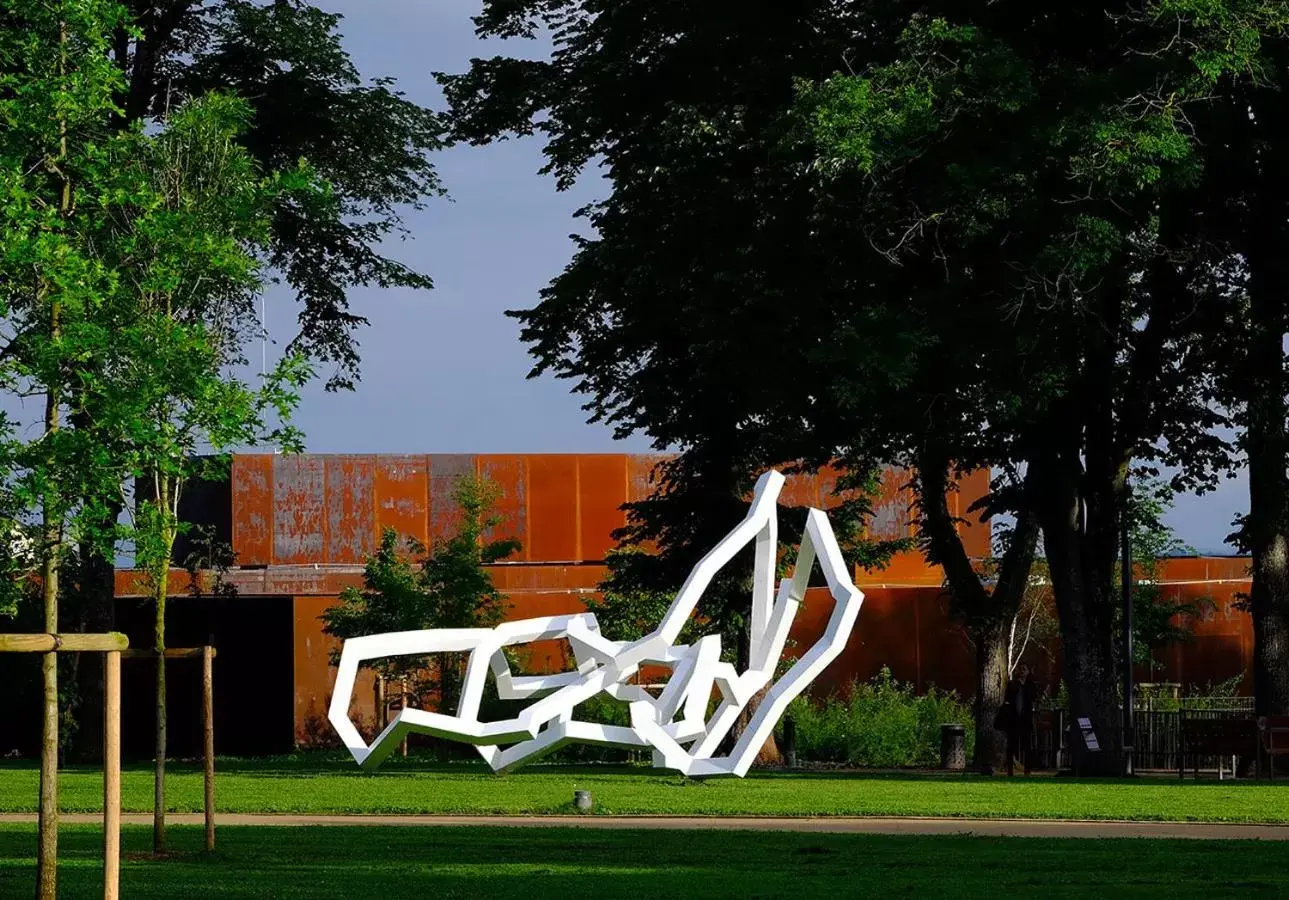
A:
[{"left": 916, "top": 442, "right": 991, "bottom": 618}]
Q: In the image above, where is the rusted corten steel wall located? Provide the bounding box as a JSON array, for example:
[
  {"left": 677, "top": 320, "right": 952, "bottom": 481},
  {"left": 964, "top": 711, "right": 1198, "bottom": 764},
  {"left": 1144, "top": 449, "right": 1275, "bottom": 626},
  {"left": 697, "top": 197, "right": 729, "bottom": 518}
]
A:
[
  {"left": 113, "top": 453, "right": 1256, "bottom": 748},
  {"left": 233, "top": 453, "right": 657, "bottom": 567},
  {"left": 229, "top": 454, "right": 992, "bottom": 571},
  {"left": 240, "top": 452, "right": 989, "bottom": 746},
  {"left": 295, "top": 561, "right": 1256, "bottom": 747}
]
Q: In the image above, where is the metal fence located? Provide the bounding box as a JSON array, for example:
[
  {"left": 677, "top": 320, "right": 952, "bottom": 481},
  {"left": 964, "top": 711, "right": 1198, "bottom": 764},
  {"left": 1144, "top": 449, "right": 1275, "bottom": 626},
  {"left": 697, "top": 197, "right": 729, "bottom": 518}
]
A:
[{"left": 1037, "top": 700, "right": 1255, "bottom": 772}]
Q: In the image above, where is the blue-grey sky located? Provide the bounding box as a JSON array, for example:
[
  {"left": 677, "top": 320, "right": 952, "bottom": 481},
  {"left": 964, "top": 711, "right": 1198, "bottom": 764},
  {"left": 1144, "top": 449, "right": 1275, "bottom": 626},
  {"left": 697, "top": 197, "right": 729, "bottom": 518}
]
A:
[
  {"left": 262, "top": 1, "right": 1248, "bottom": 553},
  {"left": 265, "top": 0, "right": 645, "bottom": 455}
]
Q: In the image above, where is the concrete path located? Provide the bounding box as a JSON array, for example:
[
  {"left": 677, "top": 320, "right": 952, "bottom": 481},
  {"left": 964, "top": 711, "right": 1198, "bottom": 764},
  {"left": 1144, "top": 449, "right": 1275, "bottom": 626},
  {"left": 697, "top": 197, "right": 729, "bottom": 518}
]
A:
[{"left": 3, "top": 813, "right": 1289, "bottom": 840}]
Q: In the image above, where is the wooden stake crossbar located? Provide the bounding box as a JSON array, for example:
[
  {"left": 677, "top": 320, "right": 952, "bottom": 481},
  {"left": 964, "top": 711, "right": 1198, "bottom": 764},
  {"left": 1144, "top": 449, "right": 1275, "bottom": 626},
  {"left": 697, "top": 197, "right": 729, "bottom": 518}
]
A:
[
  {"left": 122, "top": 647, "right": 217, "bottom": 659},
  {"left": 121, "top": 646, "right": 218, "bottom": 852},
  {"left": 0, "top": 634, "right": 126, "bottom": 900},
  {"left": 0, "top": 633, "right": 128, "bottom": 653}
]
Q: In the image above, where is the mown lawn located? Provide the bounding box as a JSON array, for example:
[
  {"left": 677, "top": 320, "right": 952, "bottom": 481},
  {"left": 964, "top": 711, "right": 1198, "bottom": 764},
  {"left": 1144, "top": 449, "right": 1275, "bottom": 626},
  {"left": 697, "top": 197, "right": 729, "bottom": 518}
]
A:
[
  {"left": 1, "top": 824, "right": 1288, "bottom": 899},
  {"left": 2, "top": 756, "right": 1289, "bottom": 822}
]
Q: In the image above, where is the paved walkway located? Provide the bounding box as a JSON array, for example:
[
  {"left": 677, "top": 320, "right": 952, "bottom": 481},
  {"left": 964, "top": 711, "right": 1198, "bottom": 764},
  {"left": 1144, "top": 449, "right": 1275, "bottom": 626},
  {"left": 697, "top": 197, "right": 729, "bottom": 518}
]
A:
[{"left": 3, "top": 813, "right": 1288, "bottom": 840}]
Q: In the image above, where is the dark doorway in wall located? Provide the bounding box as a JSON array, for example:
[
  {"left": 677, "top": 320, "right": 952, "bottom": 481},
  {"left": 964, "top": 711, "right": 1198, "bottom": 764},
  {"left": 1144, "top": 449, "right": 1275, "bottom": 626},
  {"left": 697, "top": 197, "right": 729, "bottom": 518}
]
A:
[{"left": 116, "top": 594, "right": 294, "bottom": 760}]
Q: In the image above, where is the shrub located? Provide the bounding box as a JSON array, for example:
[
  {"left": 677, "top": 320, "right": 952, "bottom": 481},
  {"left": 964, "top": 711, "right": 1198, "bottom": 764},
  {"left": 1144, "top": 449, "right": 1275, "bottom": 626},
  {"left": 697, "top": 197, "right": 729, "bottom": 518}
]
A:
[{"left": 786, "top": 667, "right": 974, "bottom": 768}]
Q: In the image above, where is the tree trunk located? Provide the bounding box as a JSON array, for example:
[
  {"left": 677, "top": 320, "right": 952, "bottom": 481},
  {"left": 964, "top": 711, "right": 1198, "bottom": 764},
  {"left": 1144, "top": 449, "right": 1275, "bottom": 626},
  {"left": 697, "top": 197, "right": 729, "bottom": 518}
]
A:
[
  {"left": 154, "top": 589, "right": 167, "bottom": 855},
  {"left": 1039, "top": 499, "right": 1123, "bottom": 776},
  {"left": 730, "top": 611, "right": 781, "bottom": 766},
  {"left": 972, "top": 619, "right": 1008, "bottom": 772},
  {"left": 37, "top": 20, "right": 71, "bottom": 898},
  {"left": 1029, "top": 437, "right": 1126, "bottom": 776},
  {"left": 37, "top": 541, "right": 60, "bottom": 900},
  {"left": 1244, "top": 235, "right": 1289, "bottom": 718},
  {"left": 917, "top": 449, "right": 1038, "bottom": 773},
  {"left": 1242, "top": 76, "right": 1289, "bottom": 719},
  {"left": 70, "top": 517, "right": 119, "bottom": 763}
]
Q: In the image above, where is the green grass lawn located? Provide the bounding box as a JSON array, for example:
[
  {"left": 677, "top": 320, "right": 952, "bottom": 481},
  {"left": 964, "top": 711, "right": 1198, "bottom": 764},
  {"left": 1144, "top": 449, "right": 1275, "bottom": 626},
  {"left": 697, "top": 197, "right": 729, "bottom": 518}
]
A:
[
  {"left": 1, "top": 824, "right": 1287, "bottom": 899},
  {"left": 2, "top": 756, "right": 1289, "bottom": 822}
]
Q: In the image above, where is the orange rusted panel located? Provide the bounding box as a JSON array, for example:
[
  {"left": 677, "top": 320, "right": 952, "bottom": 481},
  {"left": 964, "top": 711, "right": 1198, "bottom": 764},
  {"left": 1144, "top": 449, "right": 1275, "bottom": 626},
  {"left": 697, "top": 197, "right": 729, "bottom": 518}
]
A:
[
  {"left": 868, "top": 466, "right": 915, "bottom": 543},
  {"left": 626, "top": 454, "right": 662, "bottom": 504},
  {"left": 428, "top": 454, "right": 476, "bottom": 547},
  {"left": 294, "top": 595, "right": 378, "bottom": 747},
  {"left": 232, "top": 454, "right": 274, "bottom": 566},
  {"left": 490, "top": 564, "right": 608, "bottom": 593},
  {"left": 326, "top": 456, "right": 375, "bottom": 565},
  {"left": 857, "top": 550, "right": 944, "bottom": 586},
  {"left": 780, "top": 471, "right": 821, "bottom": 509},
  {"left": 816, "top": 464, "right": 844, "bottom": 510},
  {"left": 477, "top": 455, "right": 528, "bottom": 559},
  {"left": 375, "top": 455, "right": 429, "bottom": 546},
  {"left": 578, "top": 455, "right": 628, "bottom": 562},
  {"left": 273, "top": 455, "right": 327, "bottom": 565},
  {"left": 915, "top": 589, "right": 974, "bottom": 694},
  {"left": 954, "top": 468, "right": 993, "bottom": 559},
  {"left": 527, "top": 455, "right": 579, "bottom": 562},
  {"left": 113, "top": 568, "right": 196, "bottom": 598}
]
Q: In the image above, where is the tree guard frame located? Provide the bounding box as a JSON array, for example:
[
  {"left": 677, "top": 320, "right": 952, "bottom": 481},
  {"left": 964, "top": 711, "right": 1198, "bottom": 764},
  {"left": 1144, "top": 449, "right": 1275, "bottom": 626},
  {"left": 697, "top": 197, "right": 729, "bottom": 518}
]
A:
[{"left": 0, "top": 632, "right": 127, "bottom": 900}]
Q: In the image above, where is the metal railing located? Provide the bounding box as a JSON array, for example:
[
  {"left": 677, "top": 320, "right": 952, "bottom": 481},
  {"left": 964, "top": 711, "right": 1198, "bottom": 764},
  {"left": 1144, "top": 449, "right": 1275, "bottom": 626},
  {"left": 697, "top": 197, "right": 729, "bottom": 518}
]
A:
[{"left": 1037, "top": 701, "right": 1255, "bottom": 772}]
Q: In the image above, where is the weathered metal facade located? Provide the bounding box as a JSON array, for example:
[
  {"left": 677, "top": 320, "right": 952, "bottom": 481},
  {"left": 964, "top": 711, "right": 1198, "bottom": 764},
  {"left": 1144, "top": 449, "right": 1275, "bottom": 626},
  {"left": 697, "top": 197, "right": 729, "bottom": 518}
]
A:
[{"left": 110, "top": 454, "right": 1253, "bottom": 752}]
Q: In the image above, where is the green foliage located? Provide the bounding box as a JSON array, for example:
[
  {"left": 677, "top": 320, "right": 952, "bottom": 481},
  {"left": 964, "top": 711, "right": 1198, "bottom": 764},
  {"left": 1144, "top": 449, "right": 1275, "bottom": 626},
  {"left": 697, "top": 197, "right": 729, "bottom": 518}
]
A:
[
  {"left": 320, "top": 475, "right": 520, "bottom": 702},
  {"left": 591, "top": 546, "right": 718, "bottom": 648},
  {"left": 0, "top": 0, "right": 149, "bottom": 561},
  {"left": 119, "top": 0, "right": 446, "bottom": 390},
  {"left": 787, "top": 668, "right": 975, "bottom": 768},
  {"left": 1137, "top": 674, "right": 1247, "bottom": 710},
  {"left": 101, "top": 91, "right": 316, "bottom": 606}
]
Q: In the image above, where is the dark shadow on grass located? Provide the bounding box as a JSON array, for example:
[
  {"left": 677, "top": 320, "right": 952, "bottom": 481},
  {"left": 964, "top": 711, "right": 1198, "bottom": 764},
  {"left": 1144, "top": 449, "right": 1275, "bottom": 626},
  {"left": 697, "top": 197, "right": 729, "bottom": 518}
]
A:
[{"left": 2, "top": 825, "right": 1288, "bottom": 900}]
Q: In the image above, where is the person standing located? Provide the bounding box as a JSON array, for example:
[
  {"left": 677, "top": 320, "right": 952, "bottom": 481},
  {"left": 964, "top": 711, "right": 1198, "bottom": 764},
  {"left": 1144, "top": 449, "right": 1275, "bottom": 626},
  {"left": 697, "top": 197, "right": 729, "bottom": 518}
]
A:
[{"left": 1000, "top": 663, "right": 1037, "bottom": 776}]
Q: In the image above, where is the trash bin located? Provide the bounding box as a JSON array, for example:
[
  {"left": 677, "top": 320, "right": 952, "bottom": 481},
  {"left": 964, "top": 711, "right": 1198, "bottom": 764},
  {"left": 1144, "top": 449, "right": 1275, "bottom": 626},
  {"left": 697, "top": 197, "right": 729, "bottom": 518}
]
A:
[{"left": 940, "top": 723, "right": 967, "bottom": 770}]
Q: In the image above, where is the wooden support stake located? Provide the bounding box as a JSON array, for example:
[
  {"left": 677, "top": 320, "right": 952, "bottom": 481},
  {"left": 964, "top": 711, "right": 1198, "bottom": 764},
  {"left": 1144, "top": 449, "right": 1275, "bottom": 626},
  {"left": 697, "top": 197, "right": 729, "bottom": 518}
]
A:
[
  {"left": 122, "top": 648, "right": 217, "bottom": 660},
  {"left": 104, "top": 650, "right": 121, "bottom": 900},
  {"left": 0, "top": 633, "right": 129, "bottom": 653},
  {"left": 202, "top": 644, "right": 215, "bottom": 853}
]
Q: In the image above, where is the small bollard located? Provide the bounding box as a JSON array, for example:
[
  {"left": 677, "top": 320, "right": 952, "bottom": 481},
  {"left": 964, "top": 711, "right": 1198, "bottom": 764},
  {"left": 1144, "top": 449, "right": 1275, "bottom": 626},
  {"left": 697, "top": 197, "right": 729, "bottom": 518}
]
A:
[
  {"left": 574, "top": 790, "right": 593, "bottom": 812},
  {"left": 940, "top": 723, "right": 966, "bottom": 771},
  {"left": 783, "top": 715, "right": 798, "bottom": 769}
]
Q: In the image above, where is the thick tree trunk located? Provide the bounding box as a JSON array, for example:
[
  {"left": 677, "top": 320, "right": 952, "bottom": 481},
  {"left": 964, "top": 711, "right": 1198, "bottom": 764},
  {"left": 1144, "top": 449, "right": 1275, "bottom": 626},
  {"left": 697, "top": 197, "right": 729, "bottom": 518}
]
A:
[
  {"left": 1037, "top": 479, "right": 1124, "bottom": 776},
  {"left": 1244, "top": 228, "right": 1289, "bottom": 718},
  {"left": 1243, "top": 77, "right": 1289, "bottom": 719},
  {"left": 917, "top": 449, "right": 1038, "bottom": 772},
  {"left": 972, "top": 619, "right": 1008, "bottom": 772},
  {"left": 731, "top": 612, "right": 781, "bottom": 766},
  {"left": 1248, "top": 521, "right": 1289, "bottom": 717}
]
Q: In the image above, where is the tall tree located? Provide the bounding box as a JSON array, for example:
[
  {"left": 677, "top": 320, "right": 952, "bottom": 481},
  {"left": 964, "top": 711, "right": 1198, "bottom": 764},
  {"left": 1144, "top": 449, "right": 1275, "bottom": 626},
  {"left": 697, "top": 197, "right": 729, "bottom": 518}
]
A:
[
  {"left": 1183, "top": 11, "right": 1289, "bottom": 720},
  {"left": 440, "top": 0, "right": 1034, "bottom": 771},
  {"left": 70, "top": 0, "right": 445, "bottom": 762},
  {"left": 114, "top": 0, "right": 444, "bottom": 388},
  {"left": 442, "top": 0, "right": 1259, "bottom": 775},
  {"left": 99, "top": 92, "right": 314, "bottom": 853},
  {"left": 0, "top": 0, "right": 197, "bottom": 891},
  {"left": 783, "top": 9, "right": 1236, "bottom": 773}
]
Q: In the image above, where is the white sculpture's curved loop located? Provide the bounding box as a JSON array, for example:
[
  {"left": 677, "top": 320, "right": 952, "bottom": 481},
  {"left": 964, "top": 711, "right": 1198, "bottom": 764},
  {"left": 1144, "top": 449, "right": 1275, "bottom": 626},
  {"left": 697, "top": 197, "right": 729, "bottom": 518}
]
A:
[{"left": 328, "top": 470, "right": 865, "bottom": 777}]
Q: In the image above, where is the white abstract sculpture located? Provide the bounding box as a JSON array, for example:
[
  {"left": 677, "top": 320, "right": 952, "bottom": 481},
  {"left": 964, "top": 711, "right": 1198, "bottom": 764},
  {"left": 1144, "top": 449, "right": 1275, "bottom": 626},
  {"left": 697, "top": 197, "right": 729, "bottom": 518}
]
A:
[{"left": 328, "top": 470, "right": 864, "bottom": 777}]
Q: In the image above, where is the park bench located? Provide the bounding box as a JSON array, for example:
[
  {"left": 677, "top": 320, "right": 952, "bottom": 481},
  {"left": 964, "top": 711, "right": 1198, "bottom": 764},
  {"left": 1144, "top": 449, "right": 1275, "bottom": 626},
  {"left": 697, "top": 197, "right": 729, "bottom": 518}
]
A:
[
  {"left": 1259, "top": 716, "right": 1289, "bottom": 778},
  {"left": 1178, "top": 713, "right": 1257, "bottom": 780}
]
